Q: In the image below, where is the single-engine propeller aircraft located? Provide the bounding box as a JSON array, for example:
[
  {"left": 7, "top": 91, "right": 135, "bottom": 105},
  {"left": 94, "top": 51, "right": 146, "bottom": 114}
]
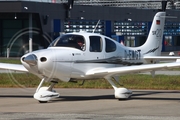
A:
[{"left": 1, "top": 7, "right": 180, "bottom": 103}]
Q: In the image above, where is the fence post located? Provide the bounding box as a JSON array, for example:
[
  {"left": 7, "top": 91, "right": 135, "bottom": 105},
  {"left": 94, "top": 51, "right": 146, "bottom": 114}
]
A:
[{"left": 7, "top": 48, "right": 9, "bottom": 58}]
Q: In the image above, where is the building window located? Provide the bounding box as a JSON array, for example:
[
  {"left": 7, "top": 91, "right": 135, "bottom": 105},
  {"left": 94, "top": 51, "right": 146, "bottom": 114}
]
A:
[
  {"left": 164, "top": 22, "right": 180, "bottom": 35},
  {"left": 113, "top": 21, "right": 148, "bottom": 36},
  {"left": 164, "top": 36, "right": 172, "bottom": 46},
  {"left": 64, "top": 20, "right": 105, "bottom": 34},
  {"left": 124, "top": 36, "right": 135, "bottom": 47}
]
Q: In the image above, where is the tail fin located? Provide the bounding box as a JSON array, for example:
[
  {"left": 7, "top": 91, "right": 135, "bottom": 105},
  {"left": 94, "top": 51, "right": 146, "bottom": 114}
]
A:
[{"left": 139, "top": 12, "right": 166, "bottom": 56}]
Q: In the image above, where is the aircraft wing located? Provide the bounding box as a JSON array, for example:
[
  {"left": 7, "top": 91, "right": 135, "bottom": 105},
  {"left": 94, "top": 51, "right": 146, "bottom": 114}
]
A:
[
  {"left": 144, "top": 56, "right": 180, "bottom": 61},
  {"left": 0, "top": 63, "right": 28, "bottom": 72},
  {"left": 86, "top": 62, "right": 180, "bottom": 77}
]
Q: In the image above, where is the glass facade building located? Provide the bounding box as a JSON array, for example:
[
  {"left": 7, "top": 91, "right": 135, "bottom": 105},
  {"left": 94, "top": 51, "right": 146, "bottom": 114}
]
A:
[{"left": 0, "top": 1, "right": 180, "bottom": 57}]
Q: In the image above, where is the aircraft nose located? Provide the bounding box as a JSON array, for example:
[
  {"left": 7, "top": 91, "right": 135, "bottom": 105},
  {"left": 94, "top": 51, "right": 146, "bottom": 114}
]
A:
[{"left": 22, "top": 54, "right": 37, "bottom": 66}]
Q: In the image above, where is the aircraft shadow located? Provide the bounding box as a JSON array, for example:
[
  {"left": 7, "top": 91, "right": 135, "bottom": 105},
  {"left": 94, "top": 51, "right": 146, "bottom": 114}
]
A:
[
  {"left": 0, "top": 95, "right": 33, "bottom": 98},
  {"left": 50, "top": 90, "right": 180, "bottom": 102},
  {"left": 0, "top": 90, "right": 179, "bottom": 102},
  {"left": 52, "top": 90, "right": 180, "bottom": 102},
  {"left": 132, "top": 90, "right": 180, "bottom": 96},
  {"left": 55, "top": 95, "right": 115, "bottom": 102},
  {"left": 131, "top": 90, "right": 180, "bottom": 101}
]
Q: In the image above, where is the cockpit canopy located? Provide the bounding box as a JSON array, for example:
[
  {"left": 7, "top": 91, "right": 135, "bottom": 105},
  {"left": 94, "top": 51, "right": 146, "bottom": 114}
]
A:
[
  {"left": 49, "top": 34, "right": 85, "bottom": 50},
  {"left": 49, "top": 33, "right": 117, "bottom": 53}
]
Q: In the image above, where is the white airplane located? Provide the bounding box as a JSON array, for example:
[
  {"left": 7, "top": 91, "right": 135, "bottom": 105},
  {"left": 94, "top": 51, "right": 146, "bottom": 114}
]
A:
[{"left": 1, "top": 11, "right": 180, "bottom": 103}]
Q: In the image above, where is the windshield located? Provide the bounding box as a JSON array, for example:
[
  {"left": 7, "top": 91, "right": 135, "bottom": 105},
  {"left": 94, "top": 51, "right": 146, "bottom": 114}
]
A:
[{"left": 49, "top": 34, "right": 85, "bottom": 51}]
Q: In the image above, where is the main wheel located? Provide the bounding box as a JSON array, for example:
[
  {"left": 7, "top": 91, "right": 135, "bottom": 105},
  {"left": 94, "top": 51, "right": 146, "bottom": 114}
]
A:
[{"left": 115, "top": 88, "right": 132, "bottom": 99}]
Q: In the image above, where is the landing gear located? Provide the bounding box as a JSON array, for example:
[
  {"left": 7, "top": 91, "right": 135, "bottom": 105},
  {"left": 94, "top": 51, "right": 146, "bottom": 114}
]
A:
[
  {"left": 105, "top": 76, "right": 132, "bottom": 100},
  {"left": 34, "top": 78, "right": 60, "bottom": 103}
]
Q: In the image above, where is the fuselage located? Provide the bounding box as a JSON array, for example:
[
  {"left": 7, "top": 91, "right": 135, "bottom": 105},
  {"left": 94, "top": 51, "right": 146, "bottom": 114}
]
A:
[{"left": 20, "top": 32, "right": 149, "bottom": 82}]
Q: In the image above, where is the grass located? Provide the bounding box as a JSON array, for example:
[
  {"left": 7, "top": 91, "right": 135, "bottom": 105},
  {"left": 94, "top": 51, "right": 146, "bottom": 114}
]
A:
[
  {"left": 120, "top": 74, "right": 180, "bottom": 90},
  {"left": 0, "top": 73, "right": 180, "bottom": 90},
  {"left": 0, "top": 58, "right": 21, "bottom": 64}
]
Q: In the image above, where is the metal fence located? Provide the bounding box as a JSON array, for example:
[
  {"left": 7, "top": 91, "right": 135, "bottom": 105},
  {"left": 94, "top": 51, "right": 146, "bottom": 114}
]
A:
[{"left": 0, "top": 0, "right": 179, "bottom": 9}]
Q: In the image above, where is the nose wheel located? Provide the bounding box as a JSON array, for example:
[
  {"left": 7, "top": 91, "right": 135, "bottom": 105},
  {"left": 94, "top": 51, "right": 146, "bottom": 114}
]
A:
[{"left": 34, "top": 78, "right": 59, "bottom": 103}]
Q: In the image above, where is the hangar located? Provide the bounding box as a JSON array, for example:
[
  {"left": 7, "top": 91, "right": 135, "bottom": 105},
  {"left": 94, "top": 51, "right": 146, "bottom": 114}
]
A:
[{"left": 0, "top": 0, "right": 180, "bottom": 57}]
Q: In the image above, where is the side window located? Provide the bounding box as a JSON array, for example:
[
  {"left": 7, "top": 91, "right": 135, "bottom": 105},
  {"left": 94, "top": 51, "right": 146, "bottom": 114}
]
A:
[
  {"left": 105, "top": 38, "right": 116, "bottom": 52},
  {"left": 89, "top": 36, "right": 102, "bottom": 52}
]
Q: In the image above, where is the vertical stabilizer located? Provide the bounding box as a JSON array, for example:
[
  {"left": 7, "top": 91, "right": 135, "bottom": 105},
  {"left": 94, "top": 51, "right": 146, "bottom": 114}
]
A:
[{"left": 139, "top": 12, "right": 166, "bottom": 56}]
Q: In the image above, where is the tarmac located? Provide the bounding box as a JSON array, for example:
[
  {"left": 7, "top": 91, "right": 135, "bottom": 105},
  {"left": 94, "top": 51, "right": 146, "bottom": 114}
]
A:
[{"left": 0, "top": 88, "right": 180, "bottom": 120}]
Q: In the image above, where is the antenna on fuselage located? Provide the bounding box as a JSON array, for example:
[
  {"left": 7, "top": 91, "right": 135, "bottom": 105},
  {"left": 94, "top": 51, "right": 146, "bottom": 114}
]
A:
[{"left": 93, "top": 20, "right": 100, "bottom": 33}]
